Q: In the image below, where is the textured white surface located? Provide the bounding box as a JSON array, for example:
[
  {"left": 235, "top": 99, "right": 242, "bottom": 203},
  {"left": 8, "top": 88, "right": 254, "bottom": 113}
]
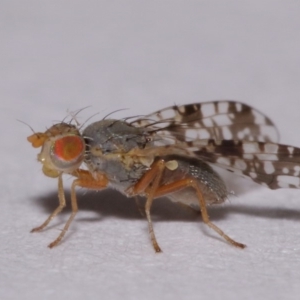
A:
[{"left": 1, "top": 1, "right": 300, "bottom": 300}]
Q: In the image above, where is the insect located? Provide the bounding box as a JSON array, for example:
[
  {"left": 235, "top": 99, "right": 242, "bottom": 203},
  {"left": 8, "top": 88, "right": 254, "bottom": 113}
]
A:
[{"left": 27, "top": 101, "right": 300, "bottom": 252}]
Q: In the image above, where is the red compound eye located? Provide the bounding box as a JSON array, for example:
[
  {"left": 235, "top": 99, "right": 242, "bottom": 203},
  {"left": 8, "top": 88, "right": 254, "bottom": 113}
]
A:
[{"left": 53, "top": 136, "right": 84, "bottom": 161}]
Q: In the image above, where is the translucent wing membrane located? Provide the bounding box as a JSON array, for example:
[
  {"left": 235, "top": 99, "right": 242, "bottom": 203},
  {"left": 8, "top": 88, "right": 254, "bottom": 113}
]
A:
[
  {"left": 131, "top": 101, "right": 279, "bottom": 144},
  {"left": 190, "top": 139, "right": 300, "bottom": 189}
]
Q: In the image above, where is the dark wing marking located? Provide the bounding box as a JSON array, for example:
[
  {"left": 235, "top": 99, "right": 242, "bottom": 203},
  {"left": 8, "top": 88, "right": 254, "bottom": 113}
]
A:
[
  {"left": 131, "top": 101, "right": 279, "bottom": 143},
  {"left": 191, "top": 139, "right": 300, "bottom": 189}
]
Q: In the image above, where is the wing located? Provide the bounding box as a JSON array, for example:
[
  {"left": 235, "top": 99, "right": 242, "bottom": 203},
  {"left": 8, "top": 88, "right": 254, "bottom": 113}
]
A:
[
  {"left": 131, "top": 101, "right": 279, "bottom": 144},
  {"left": 190, "top": 139, "right": 300, "bottom": 189},
  {"left": 131, "top": 101, "right": 300, "bottom": 189},
  {"left": 132, "top": 138, "right": 300, "bottom": 190},
  {"left": 131, "top": 101, "right": 300, "bottom": 190}
]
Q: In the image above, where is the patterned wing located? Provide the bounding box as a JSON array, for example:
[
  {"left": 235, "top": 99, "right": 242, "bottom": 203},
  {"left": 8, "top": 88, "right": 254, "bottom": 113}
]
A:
[
  {"left": 132, "top": 101, "right": 300, "bottom": 190},
  {"left": 131, "top": 101, "right": 279, "bottom": 144},
  {"left": 191, "top": 139, "right": 300, "bottom": 189}
]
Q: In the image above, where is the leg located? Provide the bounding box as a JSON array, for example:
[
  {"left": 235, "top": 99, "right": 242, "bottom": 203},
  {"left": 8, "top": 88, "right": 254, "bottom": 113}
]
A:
[
  {"left": 130, "top": 159, "right": 166, "bottom": 252},
  {"left": 32, "top": 169, "right": 109, "bottom": 248},
  {"left": 48, "top": 170, "right": 109, "bottom": 248},
  {"left": 134, "top": 197, "right": 145, "bottom": 217},
  {"left": 31, "top": 174, "right": 66, "bottom": 232},
  {"left": 47, "top": 178, "right": 79, "bottom": 248},
  {"left": 154, "top": 178, "right": 246, "bottom": 249}
]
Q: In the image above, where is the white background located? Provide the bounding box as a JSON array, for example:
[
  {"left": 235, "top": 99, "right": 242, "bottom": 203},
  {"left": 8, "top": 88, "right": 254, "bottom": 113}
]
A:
[{"left": 1, "top": 1, "right": 300, "bottom": 300}]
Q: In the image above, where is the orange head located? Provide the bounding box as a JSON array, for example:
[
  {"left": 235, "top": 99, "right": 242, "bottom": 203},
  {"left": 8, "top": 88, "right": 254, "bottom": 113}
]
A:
[{"left": 28, "top": 123, "right": 85, "bottom": 178}]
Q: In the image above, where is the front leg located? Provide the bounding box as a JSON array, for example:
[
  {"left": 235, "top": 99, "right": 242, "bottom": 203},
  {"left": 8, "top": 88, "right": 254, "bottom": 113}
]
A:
[
  {"left": 31, "top": 173, "right": 66, "bottom": 233},
  {"left": 31, "top": 169, "right": 109, "bottom": 248}
]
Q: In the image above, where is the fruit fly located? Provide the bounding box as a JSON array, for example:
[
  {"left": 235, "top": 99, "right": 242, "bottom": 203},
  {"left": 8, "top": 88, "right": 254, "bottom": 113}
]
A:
[{"left": 27, "top": 101, "right": 300, "bottom": 252}]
